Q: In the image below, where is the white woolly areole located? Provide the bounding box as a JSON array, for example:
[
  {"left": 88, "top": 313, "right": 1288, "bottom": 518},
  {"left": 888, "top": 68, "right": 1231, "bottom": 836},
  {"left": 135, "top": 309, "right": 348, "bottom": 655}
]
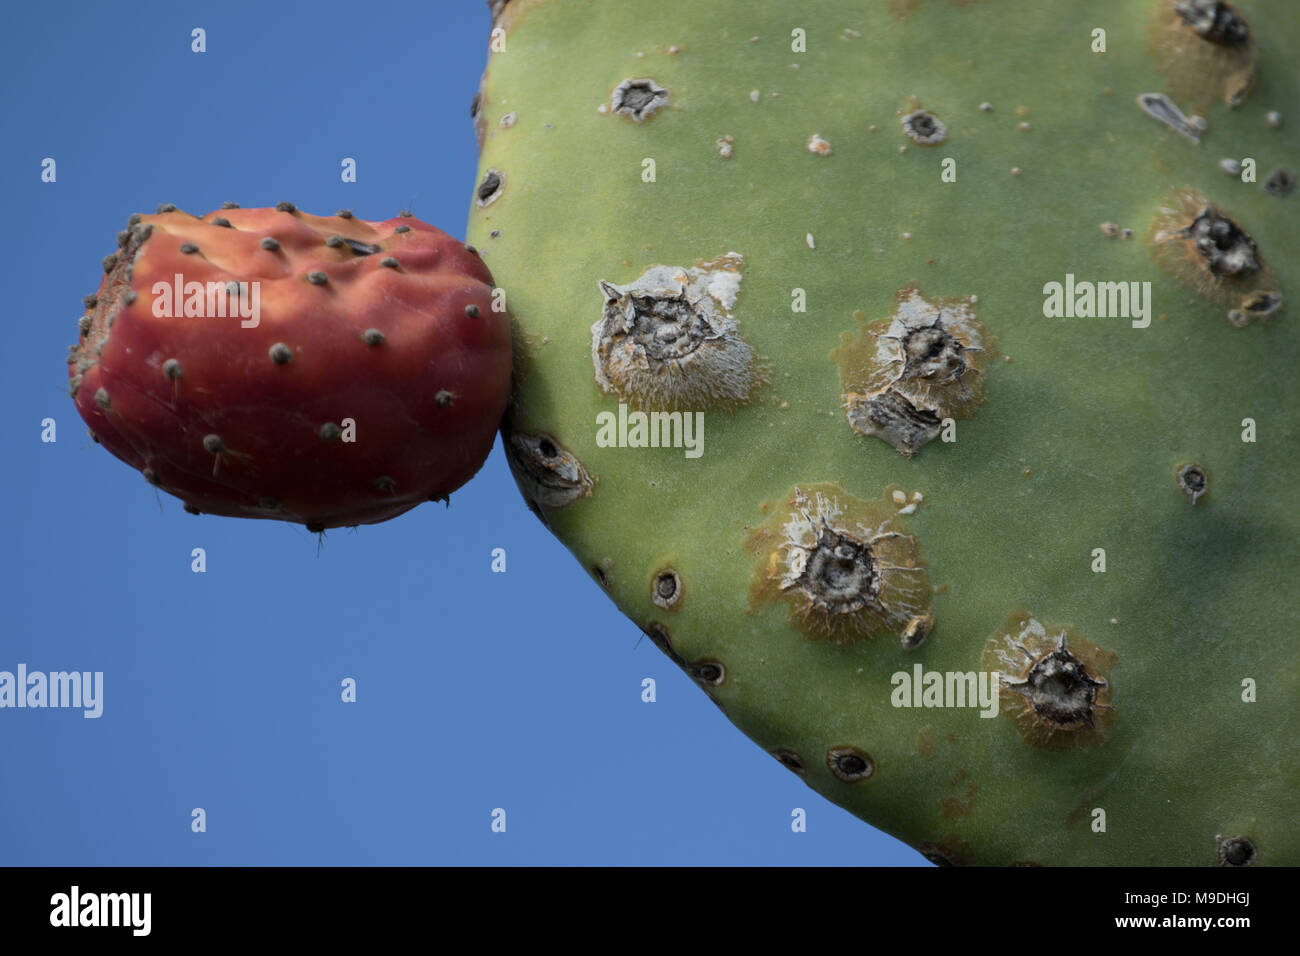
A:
[
  {"left": 778, "top": 489, "right": 893, "bottom": 588},
  {"left": 590, "top": 252, "right": 759, "bottom": 410}
]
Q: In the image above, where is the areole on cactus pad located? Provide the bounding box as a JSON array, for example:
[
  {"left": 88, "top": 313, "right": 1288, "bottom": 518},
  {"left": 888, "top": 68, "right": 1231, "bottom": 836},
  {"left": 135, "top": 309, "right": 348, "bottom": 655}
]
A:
[
  {"left": 469, "top": 0, "right": 1297, "bottom": 864},
  {"left": 68, "top": 204, "right": 513, "bottom": 530}
]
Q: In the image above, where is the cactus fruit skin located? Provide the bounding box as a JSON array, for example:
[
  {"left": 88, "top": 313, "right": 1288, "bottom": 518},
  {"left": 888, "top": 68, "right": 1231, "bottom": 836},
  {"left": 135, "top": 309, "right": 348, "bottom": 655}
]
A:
[
  {"left": 70, "top": 207, "right": 512, "bottom": 530},
  {"left": 471, "top": 0, "right": 1298, "bottom": 864}
]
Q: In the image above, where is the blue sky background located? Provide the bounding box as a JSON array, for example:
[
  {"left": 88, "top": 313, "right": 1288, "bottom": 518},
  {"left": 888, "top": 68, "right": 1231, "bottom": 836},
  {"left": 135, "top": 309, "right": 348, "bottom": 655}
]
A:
[{"left": 1, "top": 0, "right": 923, "bottom": 865}]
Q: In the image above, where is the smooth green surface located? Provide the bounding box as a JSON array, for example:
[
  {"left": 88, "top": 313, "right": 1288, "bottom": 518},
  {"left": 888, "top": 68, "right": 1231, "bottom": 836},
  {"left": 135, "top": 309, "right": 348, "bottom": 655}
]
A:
[{"left": 470, "top": 0, "right": 1298, "bottom": 864}]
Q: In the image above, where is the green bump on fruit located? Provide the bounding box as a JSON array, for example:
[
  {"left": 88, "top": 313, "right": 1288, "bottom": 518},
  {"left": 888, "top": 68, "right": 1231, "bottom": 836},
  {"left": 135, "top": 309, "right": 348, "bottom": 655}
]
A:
[{"left": 469, "top": 0, "right": 1298, "bottom": 864}]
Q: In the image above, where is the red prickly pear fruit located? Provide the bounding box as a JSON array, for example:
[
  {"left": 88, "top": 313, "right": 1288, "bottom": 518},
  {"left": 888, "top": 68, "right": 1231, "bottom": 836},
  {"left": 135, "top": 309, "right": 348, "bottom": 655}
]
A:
[{"left": 68, "top": 206, "right": 512, "bottom": 529}]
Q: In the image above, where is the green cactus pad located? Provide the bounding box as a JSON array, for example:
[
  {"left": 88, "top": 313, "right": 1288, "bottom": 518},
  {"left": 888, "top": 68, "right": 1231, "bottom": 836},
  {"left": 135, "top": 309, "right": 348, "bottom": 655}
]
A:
[{"left": 469, "top": 0, "right": 1298, "bottom": 865}]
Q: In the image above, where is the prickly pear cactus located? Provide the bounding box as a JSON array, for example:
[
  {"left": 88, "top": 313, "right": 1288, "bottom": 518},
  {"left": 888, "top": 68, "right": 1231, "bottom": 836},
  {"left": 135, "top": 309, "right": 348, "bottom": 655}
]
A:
[
  {"left": 70, "top": 206, "right": 511, "bottom": 530},
  {"left": 468, "top": 0, "right": 1297, "bottom": 865}
]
